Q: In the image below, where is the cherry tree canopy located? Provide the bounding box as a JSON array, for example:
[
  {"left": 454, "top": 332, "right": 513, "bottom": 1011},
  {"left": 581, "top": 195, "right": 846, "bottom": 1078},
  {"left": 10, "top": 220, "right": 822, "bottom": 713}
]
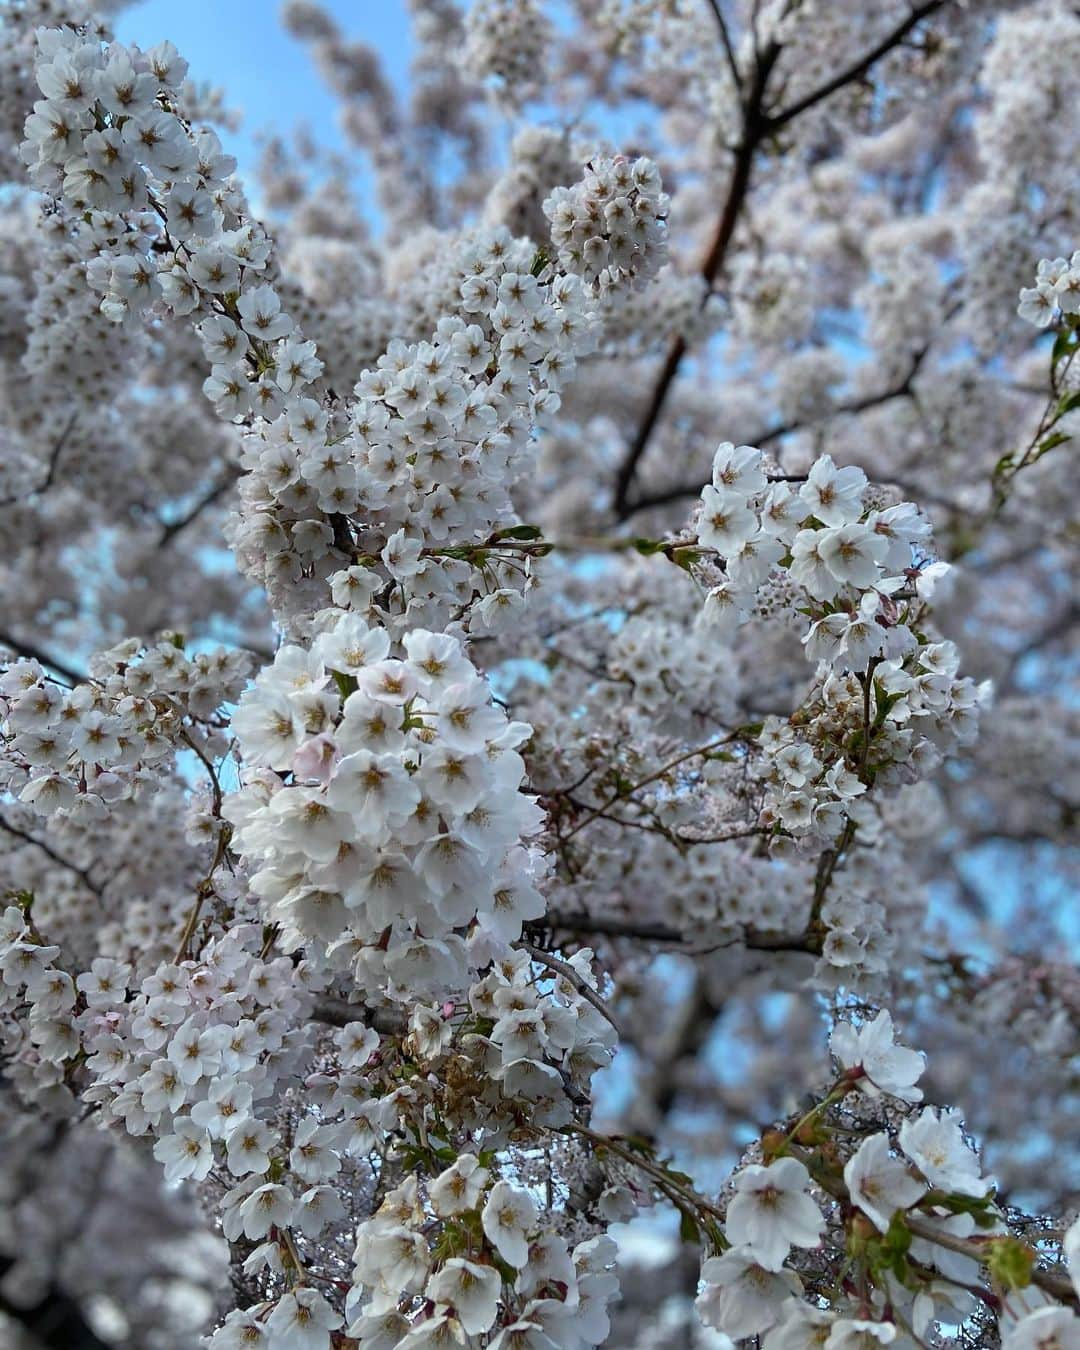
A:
[{"left": 0, "top": 1, "right": 1077, "bottom": 1348}]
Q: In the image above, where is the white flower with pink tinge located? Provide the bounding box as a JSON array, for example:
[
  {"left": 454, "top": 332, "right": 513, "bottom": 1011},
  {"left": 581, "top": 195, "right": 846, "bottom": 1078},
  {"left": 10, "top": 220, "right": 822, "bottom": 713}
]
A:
[
  {"left": 725, "top": 1156, "right": 825, "bottom": 1270},
  {"left": 830, "top": 1010, "right": 925, "bottom": 1102}
]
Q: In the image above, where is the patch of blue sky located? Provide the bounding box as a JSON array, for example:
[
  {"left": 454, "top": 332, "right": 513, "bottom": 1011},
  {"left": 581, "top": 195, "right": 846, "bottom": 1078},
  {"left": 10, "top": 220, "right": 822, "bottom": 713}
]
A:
[
  {"left": 116, "top": 0, "right": 683, "bottom": 237},
  {"left": 930, "top": 839, "right": 1080, "bottom": 954},
  {"left": 115, "top": 0, "right": 413, "bottom": 219}
]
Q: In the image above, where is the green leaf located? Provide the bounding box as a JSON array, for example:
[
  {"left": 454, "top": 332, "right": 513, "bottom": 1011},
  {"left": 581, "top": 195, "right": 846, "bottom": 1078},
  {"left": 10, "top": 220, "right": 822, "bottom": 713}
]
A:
[
  {"left": 1051, "top": 326, "right": 1077, "bottom": 364},
  {"left": 332, "top": 670, "right": 358, "bottom": 698},
  {"left": 670, "top": 547, "right": 701, "bottom": 573},
  {"left": 1033, "top": 430, "right": 1071, "bottom": 460},
  {"left": 678, "top": 1208, "right": 700, "bottom": 1244},
  {"left": 666, "top": 1167, "right": 696, "bottom": 1187},
  {"left": 882, "top": 1211, "right": 912, "bottom": 1257},
  {"left": 497, "top": 524, "right": 543, "bottom": 541},
  {"left": 633, "top": 538, "right": 665, "bottom": 556}
]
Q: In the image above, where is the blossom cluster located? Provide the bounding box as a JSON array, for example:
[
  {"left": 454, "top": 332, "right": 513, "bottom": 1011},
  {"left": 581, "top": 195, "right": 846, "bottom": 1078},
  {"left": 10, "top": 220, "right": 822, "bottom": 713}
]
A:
[
  {"left": 0, "top": 904, "right": 313, "bottom": 1153},
  {"left": 19, "top": 24, "right": 681, "bottom": 656},
  {"left": 463, "top": 0, "right": 552, "bottom": 108},
  {"left": 228, "top": 221, "right": 603, "bottom": 631},
  {"left": 543, "top": 155, "right": 669, "bottom": 296},
  {"left": 412, "top": 946, "right": 618, "bottom": 1134},
  {"left": 1017, "top": 251, "right": 1080, "bottom": 326},
  {"left": 697, "top": 444, "right": 930, "bottom": 625},
  {"left": 225, "top": 613, "right": 547, "bottom": 1001},
  {"left": 346, "top": 1169, "right": 619, "bottom": 1350},
  {"left": 697, "top": 1011, "right": 1080, "bottom": 1349},
  {"left": 0, "top": 639, "right": 249, "bottom": 821},
  {"left": 20, "top": 28, "right": 314, "bottom": 420},
  {"left": 691, "top": 443, "right": 989, "bottom": 861},
  {"left": 756, "top": 631, "right": 985, "bottom": 820}
]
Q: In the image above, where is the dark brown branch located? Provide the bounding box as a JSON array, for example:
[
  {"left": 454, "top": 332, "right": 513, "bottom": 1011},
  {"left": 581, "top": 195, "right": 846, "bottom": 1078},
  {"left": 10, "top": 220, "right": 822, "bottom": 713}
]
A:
[
  {"left": 622, "top": 347, "right": 927, "bottom": 517},
  {"left": 0, "top": 414, "right": 78, "bottom": 509},
  {"left": 765, "top": 1, "right": 950, "bottom": 132},
  {"left": 532, "top": 910, "right": 818, "bottom": 955},
  {"left": 531, "top": 911, "right": 684, "bottom": 943},
  {"left": 158, "top": 470, "right": 239, "bottom": 547},
  {"left": 0, "top": 815, "right": 103, "bottom": 897},
  {"left": 612, "top": 4, "right": 950, "bottom": 518},
  {"left": 312, "top": 998, "right": 407, "bottom": 1035},
  {"left": 706, "top": 0, "right": 744, "bottom": 96},
  {"left": 611, "top": 40, "right": 781, "bottom": 518},
  {"left": 0, "top": 632, "right": 85, "bottom": 686},
  {"left": 517, "top": 941, "right": 623, "bottom": 1036}
]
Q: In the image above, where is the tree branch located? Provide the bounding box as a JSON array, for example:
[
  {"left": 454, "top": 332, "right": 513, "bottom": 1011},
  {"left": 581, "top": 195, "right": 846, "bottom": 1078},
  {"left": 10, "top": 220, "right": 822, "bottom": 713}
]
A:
[
  {"left": 312, "top": 998, "right": 407, "bottom": 1035},
  {"left": 612, "top": 3, "right": 950, "bottom": 519},
  {"left": 0, "top": 1258, "right": 112, "bottom": 1350},
  {"left": 706, "top": 0, "right": 744, "bottom": 96},
  {"left": 905, "top": 1217, "right": 1078, "bottom": 1309},
  {"left": 0, "top": 414, "right": 78, "bottom": 509},
  {"left": 0, "top": 633, "right": 85, "bottom": 687},
  {"left": 0, "top": 815, "right": 104, "bottom": 898},
  {"left": 158, "top": 470, "right": 238, "bottom": 548},
  {"left": 517, "top": 941, "right": 623, "bottom": 1036},
  {"left": 765, "top": 1, "right": 950, "bottom": 132},
  {"left": 623, "top": 347, "right": 927, "bottom": 517},
  {"left": 611, "top": 40, "right": 781, "bottom": 518},
  {"left": 532, "top": 910, "right": 819, "bottom": 956}
]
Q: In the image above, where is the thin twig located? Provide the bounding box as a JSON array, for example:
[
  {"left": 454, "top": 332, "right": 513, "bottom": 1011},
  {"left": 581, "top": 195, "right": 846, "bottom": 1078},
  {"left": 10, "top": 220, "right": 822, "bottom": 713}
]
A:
[
  {"left": 532, "top": 910, "right": 819, "bottom": 957},
  {"left": 623, "top": 348, "right": 927, "bottom": 517},
  {"left": 611, "top": 40, "right": 781, "bottom": 518},
  {"left": 612, "top": 4, "right": 949, "bottom": 517},
  {"left": 566, "top": 1122, "right": 729, "bottom": 1227},
  {"left": 706, "top": 0, "right": 743, "bottom": 95},
  {"left": 0, "top": 632, "right": 85, "bottom": 686},
  {"left": 158, "top": 471, "right": 239, "bottom": 547},
  {"left": 0, "top": 413, "right": 78, "bottom": 508},
  {"left": 765, "top": 1, "right": 949, "bottom": 132},
  {"left": 0, "top": 815, "right": 103, "bottom": 897},
  {"left": 905, "top": 1216, "right": 1078, "bottom": 1308},
  {"left": 517, "top": 941, "right": 624, "bottom": 1036},
  {"left": 560, "top": 732, "right": 745, "bottom": 842}
]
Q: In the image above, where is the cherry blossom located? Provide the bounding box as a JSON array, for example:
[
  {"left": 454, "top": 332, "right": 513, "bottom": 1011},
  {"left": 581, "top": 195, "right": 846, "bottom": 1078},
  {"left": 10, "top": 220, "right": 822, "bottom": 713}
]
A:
[{"left": 0, "top": 3, "right": 1076, "bottom": 1348}]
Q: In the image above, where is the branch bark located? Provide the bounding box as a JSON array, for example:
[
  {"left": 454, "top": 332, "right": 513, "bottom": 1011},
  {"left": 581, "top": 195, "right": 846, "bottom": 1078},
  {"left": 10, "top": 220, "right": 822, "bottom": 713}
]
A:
[
  {"left": 158, "top": 470, "right": 239, "bottom": 548},
  {"left": 0, "top": 1258, "right": 113, "bottom": 1350},
  {"left": 531, "top": 909, "right": 819, "bottom": 956},
  {"left": 612, "top": 2, "right": 951, "bottom": 518},
  {"left": 623, "top": 346, "right": 927, "bottom": 517},
  {"left": 765, "top": 1, "right": 949, "bottom": 132},
  {"left": 611, "top": 40, "right": 781, "bottom": 518},
  {"left": 0, "top": 633, "right": 85, "bottom": 687},
  {"left": 0, "top": 815, "right": 103, "bottom": 898}
]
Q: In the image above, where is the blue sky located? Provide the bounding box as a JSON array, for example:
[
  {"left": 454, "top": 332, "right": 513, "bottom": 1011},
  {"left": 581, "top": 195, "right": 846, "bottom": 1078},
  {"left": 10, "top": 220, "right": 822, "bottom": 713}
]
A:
[{"left": 115, "top": 1, "right": 414, "bottom": 181}]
